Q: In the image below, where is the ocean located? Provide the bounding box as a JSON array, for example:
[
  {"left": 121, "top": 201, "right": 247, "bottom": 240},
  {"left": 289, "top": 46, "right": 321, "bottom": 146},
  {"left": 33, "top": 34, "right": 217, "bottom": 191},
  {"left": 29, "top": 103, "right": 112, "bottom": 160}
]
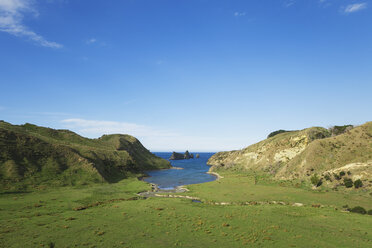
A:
[{"left": 144, "top": 152, "right": 217, "bottom": 190}]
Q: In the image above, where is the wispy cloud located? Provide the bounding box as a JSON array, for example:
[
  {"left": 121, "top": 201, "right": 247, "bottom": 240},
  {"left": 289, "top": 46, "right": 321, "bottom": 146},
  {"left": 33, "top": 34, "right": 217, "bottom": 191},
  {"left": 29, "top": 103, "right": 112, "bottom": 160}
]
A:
[
  {"left": 60, "top": 118, "right": 229, "bottom": 152},
  {"left": 61, "top": 118, "right": 178, "bottom": 138},
  {"left": 284, "top": 0, "right": 296, "bottom": 8},
  {"left": 234, "top": 12, "right": 246, "bottom": 17},
  {"left": 343, "top": 3, "right": 367, "bottom": 13},
  {"left": 86, "top": 38, "right": 96, "bottom": 44},
  {"left": 0, "top": 0, "right": 62, "bottom": 48},
  {"left": 318, "top": 0, "right": 331, "bottom": 8}
]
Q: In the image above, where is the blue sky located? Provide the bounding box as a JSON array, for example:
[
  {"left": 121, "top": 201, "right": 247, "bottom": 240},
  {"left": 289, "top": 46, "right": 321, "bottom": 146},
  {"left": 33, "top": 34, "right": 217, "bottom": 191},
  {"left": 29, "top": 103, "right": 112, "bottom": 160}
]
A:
[{"left": 0, "top": 0, "right": 371, "bottom": 152}]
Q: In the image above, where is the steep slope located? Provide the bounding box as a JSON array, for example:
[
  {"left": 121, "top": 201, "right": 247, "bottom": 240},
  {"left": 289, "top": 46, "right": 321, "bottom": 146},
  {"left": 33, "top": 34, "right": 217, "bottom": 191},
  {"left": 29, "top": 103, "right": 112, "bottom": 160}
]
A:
[
  {"left": 208, "top": 122, "right": 372, "bottom": 183},
  {"left": 0, "top": 121, "right": 170, "bottom": 189}
]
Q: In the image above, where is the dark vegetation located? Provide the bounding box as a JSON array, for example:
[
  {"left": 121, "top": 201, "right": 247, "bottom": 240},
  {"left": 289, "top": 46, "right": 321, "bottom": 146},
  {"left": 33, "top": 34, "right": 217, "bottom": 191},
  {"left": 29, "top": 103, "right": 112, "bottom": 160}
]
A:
[
  {"left": 349, "top": 206, "right": 367, "bottom": 215},
  {"left": 354, "top": 179, "right": 363, "bottom": 188},
  {"left": 267, "top": 124, "right": 353, "bottom": 140},
  {"left": 0, "top": 121, "right": 170, "bottom": 190},
  {"left": 343, "top": 178, "right": 353, "bottom": 188},
  {"left": 267, "top": 129, "right": 293, "bottom": 139},
  {"left": 310, "top": 174, "right": 322, "bottom": 187},
  {"left": 329, "top": 125, "right": 353, "bottom": 136}
]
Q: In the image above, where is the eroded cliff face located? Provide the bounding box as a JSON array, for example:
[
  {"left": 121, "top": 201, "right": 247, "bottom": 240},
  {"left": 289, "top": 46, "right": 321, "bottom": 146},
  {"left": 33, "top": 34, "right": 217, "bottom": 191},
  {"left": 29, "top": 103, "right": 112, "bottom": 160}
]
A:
[{"left": 208, "top": 122, "right": 372, "bottom": 182}]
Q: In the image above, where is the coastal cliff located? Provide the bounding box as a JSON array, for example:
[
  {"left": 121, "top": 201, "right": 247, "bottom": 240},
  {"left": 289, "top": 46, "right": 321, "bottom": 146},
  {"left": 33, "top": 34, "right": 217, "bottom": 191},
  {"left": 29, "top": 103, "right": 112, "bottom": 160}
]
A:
[{"left": 208, "top": 122, "right": 372, "bottom": 185}]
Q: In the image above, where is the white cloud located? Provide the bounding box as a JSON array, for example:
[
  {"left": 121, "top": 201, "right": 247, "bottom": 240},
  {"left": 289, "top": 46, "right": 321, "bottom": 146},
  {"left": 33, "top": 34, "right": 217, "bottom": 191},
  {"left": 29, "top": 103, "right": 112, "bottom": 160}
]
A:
[
  {"left": 59, "top": 118, "right": 234, "bottom": 152},
  {"left": 0, "top": 0, "right": 62, "bottom": 48},
  {"left": 234, "top": 12, "right": 246, "bottom": 17},
  {"left": 343, "top": 3, "right": 367, "bottom": 13},
  {"left": 86, "top": 38, "right": 96, "bottom": 44},
  {"left": 61, "top": 118, "right": 178, "bottom": 138},
  {"left": 284, "top": 0, "right": 296, "bottom": 8},
  {"left": 318, "top": 0, "right": 331, "bottom": 8}
]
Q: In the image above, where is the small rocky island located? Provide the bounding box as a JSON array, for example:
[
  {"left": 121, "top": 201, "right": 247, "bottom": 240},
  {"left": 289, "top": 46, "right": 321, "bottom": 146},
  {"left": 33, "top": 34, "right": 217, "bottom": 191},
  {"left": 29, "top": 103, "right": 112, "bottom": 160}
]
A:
[{"left": 169, "top": 150, "right": 199, "bottom": 160}]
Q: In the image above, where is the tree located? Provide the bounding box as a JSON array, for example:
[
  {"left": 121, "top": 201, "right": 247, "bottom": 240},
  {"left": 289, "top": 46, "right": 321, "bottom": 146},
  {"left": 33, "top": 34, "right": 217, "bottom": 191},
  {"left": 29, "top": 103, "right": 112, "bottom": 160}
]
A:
[
  {"left": 354, "top": 179, "right": 363, "bottom": 189},
  {"left": 310, "top": 174, "right": 322, "bottom": 187},
  {"left": 343, "top": 178, "right": 353, "bottom": 188}
]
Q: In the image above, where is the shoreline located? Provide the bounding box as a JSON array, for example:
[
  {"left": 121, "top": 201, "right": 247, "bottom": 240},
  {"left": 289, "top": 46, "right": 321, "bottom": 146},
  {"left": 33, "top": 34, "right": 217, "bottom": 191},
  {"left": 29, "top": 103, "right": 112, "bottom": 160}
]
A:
[
  {"left": 207, "top": 171, "right": 223, "bottom": 180},
  {"left": 138, "top": 171, "right": 221, "bottom": 196}
]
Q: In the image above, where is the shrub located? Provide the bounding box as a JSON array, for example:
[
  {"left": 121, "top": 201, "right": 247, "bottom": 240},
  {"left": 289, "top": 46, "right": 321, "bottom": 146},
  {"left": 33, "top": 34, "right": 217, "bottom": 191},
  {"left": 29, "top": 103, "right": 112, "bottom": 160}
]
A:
[
  {"left": 350, "top": 206, "right": 366, "bottom": 215},
  {"left": 339, "top": 171, "right": 345, "bottom": 177},
  {"left": 367, "top": 210, "right": 372, "bottom": 215},
  {"left": 347, "top": 171, "right": 351, "bottom": 175},
  {"left": 267, "top": 130, "right": 291, "bottom": 139},
  {"left": 354, "top": 179, "right": 363, "bottom": 189},
  {"left": 324, "top": 174, "right": 331, "bottom": 181},
  {"left": 333, "top": 173, "right": 340, "bottom": 180},
  {"left": 310, "top": 174, "right": 322, "bottom": 187},
  {"left": 343, "top": 178, "right": 353, "bottom": 188},
  {"left": 329, "top": 125, "right": 353, "bottom": 136}
]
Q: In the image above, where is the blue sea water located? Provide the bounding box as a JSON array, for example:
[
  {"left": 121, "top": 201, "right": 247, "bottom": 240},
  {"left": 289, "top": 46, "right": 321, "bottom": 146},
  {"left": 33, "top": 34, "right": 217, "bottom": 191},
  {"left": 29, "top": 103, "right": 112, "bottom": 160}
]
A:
[{"left": 144, "top": 152, "right": 217, "bottom": 190}]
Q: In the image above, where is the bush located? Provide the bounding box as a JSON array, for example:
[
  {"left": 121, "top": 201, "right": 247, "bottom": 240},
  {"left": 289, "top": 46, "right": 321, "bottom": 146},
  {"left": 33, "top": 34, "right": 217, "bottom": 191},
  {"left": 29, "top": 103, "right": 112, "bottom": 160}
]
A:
[
  {"left": 339, "top": 171, "right": 345, "bottom": 177},
  {"left": 324, "top": 174, "right": 331, "bottom": 181},
  {"left": 329, "top": 125, "right": 353, "bottom": 136},
  {"left": 310, "top": 174, "right": 322, "bottom": 187},
  {"left": 333, "top": 173, "right": 340, "bottom": 180},
  {"left": 267, "top": 130, "right": 291, "bottom": 138},
  {"left": 347, "top": 171, "right": 351, "bottom": 175},
  {"left": 350, "top": 206, "right": 366, "bottom": 215},
  {"left": 367, "top": 210, "right": 372, "bottom": 215},
  {"left": 354, "top": 179, "right": 363, "bottom": 189},
  {"left": 343, "top": 178, "right": 353, "bottom": 188}
]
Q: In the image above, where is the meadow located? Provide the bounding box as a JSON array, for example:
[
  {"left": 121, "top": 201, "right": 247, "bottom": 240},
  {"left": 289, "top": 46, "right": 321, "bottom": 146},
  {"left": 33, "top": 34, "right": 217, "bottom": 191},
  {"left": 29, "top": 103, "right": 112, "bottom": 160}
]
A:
[{"left": 1, "top": 173, "right": 371, "bottom": 248}]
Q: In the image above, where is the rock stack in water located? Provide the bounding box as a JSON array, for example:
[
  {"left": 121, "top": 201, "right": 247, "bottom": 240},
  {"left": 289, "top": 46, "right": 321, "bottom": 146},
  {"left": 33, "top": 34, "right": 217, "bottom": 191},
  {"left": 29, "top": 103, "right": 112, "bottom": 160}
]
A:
[
  {"left": 169, "top": 152, "right": 184, "bottom": 160},
  {"left": 169, "top": 151, "right": 195, "bottom": 160},
  {"left": 184, "top": 150, "right": 191, "bottom": 159}
]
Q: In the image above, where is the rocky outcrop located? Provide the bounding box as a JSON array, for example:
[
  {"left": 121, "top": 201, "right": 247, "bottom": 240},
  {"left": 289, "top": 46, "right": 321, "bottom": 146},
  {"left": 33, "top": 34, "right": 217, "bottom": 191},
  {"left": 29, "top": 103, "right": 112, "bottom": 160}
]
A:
[
  {"left": 169, "top": 152, "right": 184, "bottom": 160},
  {"left": 207, "top": 122, "right": 372, "bottom": 184},
  {"left": 184, "top": 150, "right": 191, "bottom": 159},
  {"left": 169, "top": 151, "right": 195, "bottom": 160}
]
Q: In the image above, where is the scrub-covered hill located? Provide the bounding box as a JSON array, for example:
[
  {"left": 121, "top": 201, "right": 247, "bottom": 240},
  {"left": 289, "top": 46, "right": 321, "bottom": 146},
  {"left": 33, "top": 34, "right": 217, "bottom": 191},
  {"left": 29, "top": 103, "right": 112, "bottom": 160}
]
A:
[
  {"left": 208, "top": 122, "right": 372, "bottom": 187},
  {"left": 0, "top": 121, "right": 170, "bottom": 190}
]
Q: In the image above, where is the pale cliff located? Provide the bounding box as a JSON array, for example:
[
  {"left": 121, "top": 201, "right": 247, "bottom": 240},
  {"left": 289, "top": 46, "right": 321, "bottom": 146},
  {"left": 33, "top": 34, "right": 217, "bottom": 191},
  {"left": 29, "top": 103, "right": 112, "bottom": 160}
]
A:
[{"left": 208, "top": 122, "right": 372, "bottom": 184}]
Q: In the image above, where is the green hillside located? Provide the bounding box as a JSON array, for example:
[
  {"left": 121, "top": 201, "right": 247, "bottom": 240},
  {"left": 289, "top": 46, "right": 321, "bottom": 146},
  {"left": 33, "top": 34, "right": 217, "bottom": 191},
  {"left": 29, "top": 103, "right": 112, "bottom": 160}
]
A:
[
  {"left": 208, "top": 122, "right": 372, "bottom": 188},
  {"left": 0, "top": 121, "right": 170, "bottom": 190}
]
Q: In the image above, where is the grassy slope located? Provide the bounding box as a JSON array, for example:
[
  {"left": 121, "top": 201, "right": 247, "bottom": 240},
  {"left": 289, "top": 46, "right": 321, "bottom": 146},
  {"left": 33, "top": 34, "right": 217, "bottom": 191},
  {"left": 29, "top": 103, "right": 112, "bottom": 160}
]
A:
[
  {"left": 207, "top": 122, "right": 372, "bottom": 183},
  {"left": 0, "top": 177, "right": 371, "bottom": 248},
  {"left": 1, "top": 121, "right": 371, "bottom": 247},
  {"left": 0, "top": 121, "right": 170, "bottom": 190},
  {"left": 282, "top": 121, "right": 372, "bottom": 179}
]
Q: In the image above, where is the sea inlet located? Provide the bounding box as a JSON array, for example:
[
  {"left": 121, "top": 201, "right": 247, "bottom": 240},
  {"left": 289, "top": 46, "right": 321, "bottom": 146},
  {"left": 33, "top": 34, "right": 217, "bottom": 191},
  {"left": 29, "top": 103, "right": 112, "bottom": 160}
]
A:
[{"left": 144, "top": 152, "right": 217, "bottom": 190}]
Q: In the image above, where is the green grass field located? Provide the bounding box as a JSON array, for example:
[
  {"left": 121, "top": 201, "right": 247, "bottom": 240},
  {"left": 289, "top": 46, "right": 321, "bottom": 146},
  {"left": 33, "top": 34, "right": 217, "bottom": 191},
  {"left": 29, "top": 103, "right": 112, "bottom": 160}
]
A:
[{"left": 1, "top": 173, "right": 371, "bottom": 248}]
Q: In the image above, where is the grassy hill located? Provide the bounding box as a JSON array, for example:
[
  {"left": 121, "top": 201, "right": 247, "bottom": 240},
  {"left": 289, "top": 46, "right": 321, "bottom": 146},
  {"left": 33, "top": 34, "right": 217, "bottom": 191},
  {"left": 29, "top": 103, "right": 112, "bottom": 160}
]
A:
[
  {"left": 0, "top": 121, "right": 170, "bottom": 190},
  {"left": 208, "top": 122, "right": 372, "bottom": 188},
  {"left": 0, "top": 121, "right": 371, "bottom": 248}
]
